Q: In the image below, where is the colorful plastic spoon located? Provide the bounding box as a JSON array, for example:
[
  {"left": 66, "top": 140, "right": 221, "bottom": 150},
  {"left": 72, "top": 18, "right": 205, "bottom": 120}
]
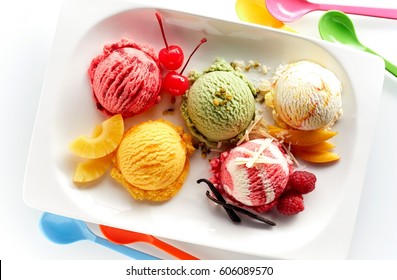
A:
[
  {"left": 39, "top": 212, "right": 160, "bottom": 260},
  {"left": 318, "top": 11, "right": 397, "bottom": 77},
  {"left": 235, "top": 0, "right": 295, "bottom": 32},
  {"left": 265, "top": 0, "right": 397, "bottom": 22},
  {"left": 99, "top": 225, "right": 199, "bottom": 260}
]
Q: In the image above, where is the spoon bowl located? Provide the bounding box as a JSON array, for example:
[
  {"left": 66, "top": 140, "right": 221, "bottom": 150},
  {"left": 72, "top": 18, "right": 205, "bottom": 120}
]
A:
[
  {"left": 100, "top": 225, "right": 154, "bottom": 244},
  {"left": 318, "top": 11, "right": 397, "bottom": 77},
  {"left": 265, "top": 0, "right": 314, "bottom": 22},
  {"left": 265, "top": 0, "right": 397, "bottom": 22},
  {"left": 235, "top": 0, "right": 295, "bottom": 32},
  {"left": 318, "top": 11, "right": 364, "bottom": 50},
  {"left": 40, "top": 212, "right": 90, "bottom": 244},
  {"left": 40, "top": 212, "right": 160, "bottom": 260},
  {"left": 100, "top": 224, "right": 199, "bottom": 260}
]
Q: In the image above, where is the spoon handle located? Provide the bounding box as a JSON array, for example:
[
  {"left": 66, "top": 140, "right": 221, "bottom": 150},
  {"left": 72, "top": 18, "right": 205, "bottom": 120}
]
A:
[
  {"left": 318, "top": 4, "right": 397, "bottom": 20},
  {"left": 93, "top": 236, "right": 161, "bottom": 260},
  {"left": 384, "top": 60, "right": 397, "bottom": 78},
  {"left": 151, "top": 237, "right": 200, "bottom": 260},
  {"left": 364, "top": 47, "right": 397, "bottom": 77}
]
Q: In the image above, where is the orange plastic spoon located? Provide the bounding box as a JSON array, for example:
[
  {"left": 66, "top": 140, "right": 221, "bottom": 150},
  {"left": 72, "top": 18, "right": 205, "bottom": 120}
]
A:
[{"left": 99, "top": 225, "right": 199, "bottom": 260}]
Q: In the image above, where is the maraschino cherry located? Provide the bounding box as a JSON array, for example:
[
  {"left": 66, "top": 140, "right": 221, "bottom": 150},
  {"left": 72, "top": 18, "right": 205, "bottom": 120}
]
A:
[
  {"left": 163, "top": 38, "right": 207, "bottom": 96},
  {"left": 155, "top": 12, "right": 184, "bottom": 70}
]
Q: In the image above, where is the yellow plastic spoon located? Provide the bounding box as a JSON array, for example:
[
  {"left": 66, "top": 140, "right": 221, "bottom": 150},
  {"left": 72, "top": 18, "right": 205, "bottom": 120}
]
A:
[{"left": 235, "top": 0, "right": 296, "bottom": 32}]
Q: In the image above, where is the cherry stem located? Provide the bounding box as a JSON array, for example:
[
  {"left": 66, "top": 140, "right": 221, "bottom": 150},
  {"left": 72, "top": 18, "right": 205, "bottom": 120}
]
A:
[
  {"left": 155, "top": 12, "right": 169, "bottom": 50},
  {"left": 180, "top": 38, "right": 207, "bottom": 75}
]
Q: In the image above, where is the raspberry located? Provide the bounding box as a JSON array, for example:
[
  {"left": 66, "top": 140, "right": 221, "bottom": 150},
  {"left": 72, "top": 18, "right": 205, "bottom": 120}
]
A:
[
  {"left": 277, "top": 193, "right": 304, "bottom": 215},
  {"left": 288, "top": 171, "right": 316, "bottom": 194}
]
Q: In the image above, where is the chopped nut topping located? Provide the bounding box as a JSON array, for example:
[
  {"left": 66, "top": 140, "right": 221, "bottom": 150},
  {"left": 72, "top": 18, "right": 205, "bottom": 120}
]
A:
[
  {"left": 213, "top": 87, "right": 233, "bottom": 106},
  {"left": 230, "top": 59, "right": 269, "bottom": 74},
  {"left": 261, "top": 65, "right": 269, "bottom": 74},
  {"left": 230, "top": 60, "right": 245, "bottom": 72},
  {"left": 162, "top": 108, "right": 175, "bottom": 115},
  {"left": 194, "top": 142, "right": 211, "bottom": 159}
]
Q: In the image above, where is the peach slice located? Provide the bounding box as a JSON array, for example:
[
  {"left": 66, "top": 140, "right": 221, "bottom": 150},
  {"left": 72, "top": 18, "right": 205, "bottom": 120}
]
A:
[
  {"left": 69, "top": 114, "right": 124, "bottom": 159},
  {"left": 291, "top": 149, "right": 340, "bottom": 163},
  {"left": 73, "top": 153, "right": 113, "bottom": 184},
  {"left": 267, "top": 125, "right": 337, "bottom": 147},
  {"left": 292, "top": 141, "right": 336, "bottom": 152}
]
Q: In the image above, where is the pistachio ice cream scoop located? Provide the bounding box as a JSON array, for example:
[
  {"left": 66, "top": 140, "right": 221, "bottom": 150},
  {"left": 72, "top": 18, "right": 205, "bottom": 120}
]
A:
[{"left": 181, "top": 58, "right": 257, "bottom": 148}]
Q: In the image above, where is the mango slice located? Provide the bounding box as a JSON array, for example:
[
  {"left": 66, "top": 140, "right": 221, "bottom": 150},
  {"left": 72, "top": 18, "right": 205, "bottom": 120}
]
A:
[
  {"left": 291, "top": 149, "right": 340, "bottom": 163},
  {"left": 267, "top": 125, "right": 337, "bottom": 147},
  {"left": 292, "top": 141, "right": 335, "bottom": 152}
]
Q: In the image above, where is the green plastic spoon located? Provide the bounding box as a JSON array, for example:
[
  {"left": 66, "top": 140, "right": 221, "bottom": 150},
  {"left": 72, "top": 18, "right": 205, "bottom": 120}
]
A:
[{"left": 318, "top": 11, "right": 397, "bottom": 77}]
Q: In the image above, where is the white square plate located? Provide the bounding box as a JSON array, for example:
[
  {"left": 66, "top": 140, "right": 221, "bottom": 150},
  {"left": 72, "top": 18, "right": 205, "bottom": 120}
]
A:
[{"left": 23, "top": 0, "right": 384, "bottom": 259}]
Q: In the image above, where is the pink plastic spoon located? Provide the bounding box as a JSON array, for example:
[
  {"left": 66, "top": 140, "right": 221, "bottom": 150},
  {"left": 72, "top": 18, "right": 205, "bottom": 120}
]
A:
[
  {"left": 235, "top": 0, "right": 295, "bottom": 32},
  {"left": 265, "top": 0, "right": 397, "bottom": 22}
]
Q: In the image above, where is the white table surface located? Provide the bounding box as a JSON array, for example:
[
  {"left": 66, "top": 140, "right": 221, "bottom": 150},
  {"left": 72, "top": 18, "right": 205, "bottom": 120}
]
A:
[{"left": 1, "top": 0, "right": 397, "bottom": 260}]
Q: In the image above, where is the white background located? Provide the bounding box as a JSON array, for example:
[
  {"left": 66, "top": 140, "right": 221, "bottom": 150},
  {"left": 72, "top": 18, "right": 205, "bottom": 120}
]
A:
[{"left": 1, "top": 0, "right": 397, "bottom": 260}]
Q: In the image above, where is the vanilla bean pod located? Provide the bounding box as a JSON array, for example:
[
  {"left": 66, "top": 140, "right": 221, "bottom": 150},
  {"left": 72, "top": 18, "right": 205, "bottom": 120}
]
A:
[
  {"left": 206, "top": 191, "right": 276, "bottom": 226},
  {"left": 197, "top": 178, "right": 241, "bottom": 223}
]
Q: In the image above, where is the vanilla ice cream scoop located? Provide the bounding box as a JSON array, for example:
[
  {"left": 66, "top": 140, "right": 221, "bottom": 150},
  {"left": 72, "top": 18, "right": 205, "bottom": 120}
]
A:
[{"left": 267, "top": 61, "right": 342, "bottom": 130}]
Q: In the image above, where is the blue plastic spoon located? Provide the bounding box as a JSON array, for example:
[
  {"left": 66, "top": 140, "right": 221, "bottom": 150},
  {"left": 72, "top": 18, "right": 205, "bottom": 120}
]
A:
[{"left": 39, "top": 212, "right": 160, "bottom": 260}]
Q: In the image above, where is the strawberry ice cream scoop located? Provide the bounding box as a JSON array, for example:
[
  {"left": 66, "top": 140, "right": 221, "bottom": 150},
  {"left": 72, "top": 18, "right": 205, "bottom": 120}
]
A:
[
  {"left": 210, "top": 139, "right": 293, "bottom": 212},
  {"left": 88, "top": 39, "right": 162, "bottom": 118}
]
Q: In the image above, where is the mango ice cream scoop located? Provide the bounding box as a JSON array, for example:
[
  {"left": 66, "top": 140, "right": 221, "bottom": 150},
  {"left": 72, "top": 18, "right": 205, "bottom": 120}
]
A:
[{"left": 111, "top": 119, "right": 194, "bottom": 201}]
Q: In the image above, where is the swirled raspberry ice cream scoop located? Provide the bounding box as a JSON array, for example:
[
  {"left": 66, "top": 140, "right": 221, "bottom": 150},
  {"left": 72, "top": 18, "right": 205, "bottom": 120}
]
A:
[
  {"left": 88, "top": 39, "right": 162, "bottom": 118},
  {"left": 210, "top": 138, "right": 293, "bottom": 212}
]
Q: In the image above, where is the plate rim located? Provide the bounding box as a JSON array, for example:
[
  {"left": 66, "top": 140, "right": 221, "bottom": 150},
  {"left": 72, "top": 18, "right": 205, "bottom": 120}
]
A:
[{"left": 22, "top": 0, "right": 385, "bottom": 259}]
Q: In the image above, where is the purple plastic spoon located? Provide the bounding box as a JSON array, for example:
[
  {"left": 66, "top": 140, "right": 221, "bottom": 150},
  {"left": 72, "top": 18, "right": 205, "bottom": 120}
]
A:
[{"left": 265, "top": 0, "right": 397, "bottom": 22}]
